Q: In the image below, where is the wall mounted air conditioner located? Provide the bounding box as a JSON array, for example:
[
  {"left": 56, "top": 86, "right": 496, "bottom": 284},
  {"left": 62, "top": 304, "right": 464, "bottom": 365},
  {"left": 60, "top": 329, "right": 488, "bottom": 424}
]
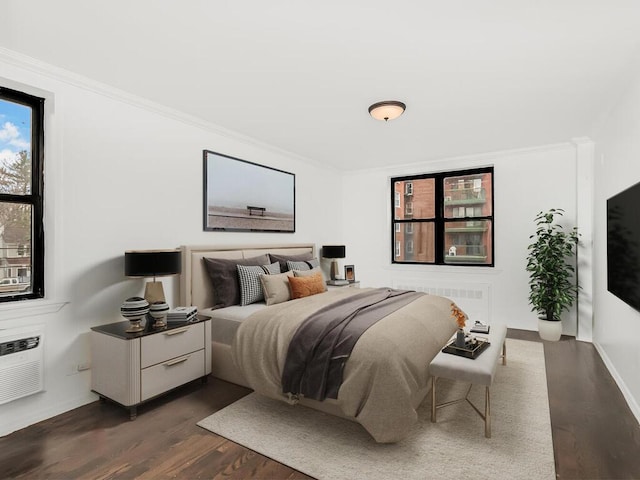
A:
[{"left": 0, "top": 325, "right": 44, "bottom": 405}]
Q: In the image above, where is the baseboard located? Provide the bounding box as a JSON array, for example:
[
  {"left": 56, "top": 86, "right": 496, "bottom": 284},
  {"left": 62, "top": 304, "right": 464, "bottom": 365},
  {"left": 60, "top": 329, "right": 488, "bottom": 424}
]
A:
[
  {"left": 593, "top": 340, "right": 640, "bottom": 425},
  {"left": 0, "top": 391, "right": 97, "bottom": 437}
]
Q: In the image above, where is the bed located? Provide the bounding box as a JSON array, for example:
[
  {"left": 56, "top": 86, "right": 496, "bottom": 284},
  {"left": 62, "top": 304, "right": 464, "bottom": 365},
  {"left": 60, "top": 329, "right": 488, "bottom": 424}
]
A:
[{"left": 180, "top": 243, "right": 458, "bottom": 443}]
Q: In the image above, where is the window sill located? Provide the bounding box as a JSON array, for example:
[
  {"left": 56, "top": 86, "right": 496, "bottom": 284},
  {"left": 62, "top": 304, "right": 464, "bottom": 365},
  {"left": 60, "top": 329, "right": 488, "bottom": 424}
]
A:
[
  {"left": 0, "top": 298, "right": 69, "bottom": 321},
  {"left": 386, "top": 264, "right": 503, "bottom": 275}
]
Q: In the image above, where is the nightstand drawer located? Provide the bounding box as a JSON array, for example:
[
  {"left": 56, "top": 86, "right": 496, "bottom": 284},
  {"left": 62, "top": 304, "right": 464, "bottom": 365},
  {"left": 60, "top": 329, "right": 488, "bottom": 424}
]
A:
[
  {"left": 141, "top": 349, "right": 205, "bottom": 401},
  {"left": 141, "top": 322, "right": 204, "bottom": 368}
]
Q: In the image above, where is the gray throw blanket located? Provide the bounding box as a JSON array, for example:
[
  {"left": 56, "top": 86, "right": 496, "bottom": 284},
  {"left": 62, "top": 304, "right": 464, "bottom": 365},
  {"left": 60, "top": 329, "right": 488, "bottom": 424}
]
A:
[{"left": 281, "top": 288, "right": 423, "bottom": 401}]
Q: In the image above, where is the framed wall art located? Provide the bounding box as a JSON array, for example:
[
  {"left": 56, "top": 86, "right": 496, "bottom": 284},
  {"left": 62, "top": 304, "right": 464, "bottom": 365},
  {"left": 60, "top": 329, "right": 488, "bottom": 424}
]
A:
[
  {"left": 344, "top": 265, "right": 356, "bottom": 282},
  {"left": 203, "top": 150, "right": 295, "bottom": 233}
]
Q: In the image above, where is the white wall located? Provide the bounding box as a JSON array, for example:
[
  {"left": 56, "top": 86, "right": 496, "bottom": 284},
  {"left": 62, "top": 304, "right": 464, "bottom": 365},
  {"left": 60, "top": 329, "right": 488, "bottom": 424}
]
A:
[
  {"left": 341, "top": 144, "right": 579, "bottom": 333},
  {"left": 591, "top": 69, "right": 640, "bottom": 421},
  {"left": 0, "top": 50, "right": 343, "bottom": 436}
]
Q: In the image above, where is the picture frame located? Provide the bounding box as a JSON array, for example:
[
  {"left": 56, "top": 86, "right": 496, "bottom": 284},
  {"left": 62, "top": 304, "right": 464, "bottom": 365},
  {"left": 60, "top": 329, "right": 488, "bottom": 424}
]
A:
[
  {"left": 344, "top": 265, "right": 356, "bottom": 282},
  {"left": 203, "top": 150, "right": 295, "bottom": 232}
]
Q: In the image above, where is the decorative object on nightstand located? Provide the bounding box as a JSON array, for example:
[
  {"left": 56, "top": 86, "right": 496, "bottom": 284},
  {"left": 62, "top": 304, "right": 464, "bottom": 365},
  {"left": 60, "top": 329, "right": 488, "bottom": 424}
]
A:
[
  {"left": 322, "top": 245, "right": 345, "bottom": 280},
  {"left": 149, "top": 301, "right": 170, "bottom": 329},
  {"left": 124, "top": 249, "right": 182, "bottom": 304},
  {"left": 344, "top": 264, "right": 356, "bottom": 283},
  {"left": 166, "top": 306, "right": 198, "bottom": 323},
  {"left": 120, "top": 296, "right": 150, "bottom": 333}
]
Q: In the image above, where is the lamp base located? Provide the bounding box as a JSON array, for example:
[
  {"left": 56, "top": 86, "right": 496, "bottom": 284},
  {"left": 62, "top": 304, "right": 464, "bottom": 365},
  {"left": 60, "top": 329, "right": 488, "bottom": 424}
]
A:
[
  {"left": 144, "top": 281, "right": 166, "bottom": 304},
  {"left": 330, "top": 260, "right": 339, "bottom": 281}
]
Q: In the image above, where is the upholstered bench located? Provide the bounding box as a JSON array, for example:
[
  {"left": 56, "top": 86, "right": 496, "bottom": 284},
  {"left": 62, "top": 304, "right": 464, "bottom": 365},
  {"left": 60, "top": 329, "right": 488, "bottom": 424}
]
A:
[{"left": 429, "top": 324, "right": 507, "bottom": 438}]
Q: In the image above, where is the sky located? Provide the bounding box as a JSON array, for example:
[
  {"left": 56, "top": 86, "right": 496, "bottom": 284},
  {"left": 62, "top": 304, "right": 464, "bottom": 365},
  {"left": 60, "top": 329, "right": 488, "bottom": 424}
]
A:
[
  {"left": 0, "top": 99, "right": 31, "bottom": 164},
  {"left": 206, "top": 151, "right": 294, "bottom": 214}
]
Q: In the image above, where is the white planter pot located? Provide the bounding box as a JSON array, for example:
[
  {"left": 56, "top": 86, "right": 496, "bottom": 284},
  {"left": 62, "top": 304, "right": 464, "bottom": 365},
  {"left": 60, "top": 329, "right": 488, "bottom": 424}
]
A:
[{"left": 538, "top": 318, "right": 562, "bottom": 341}]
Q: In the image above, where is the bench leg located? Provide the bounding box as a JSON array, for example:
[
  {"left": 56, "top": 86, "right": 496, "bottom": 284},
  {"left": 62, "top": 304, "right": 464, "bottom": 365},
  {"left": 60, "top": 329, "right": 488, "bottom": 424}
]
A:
[
  {"left": 431, "top": 376, "right": 437, "bottom": 423},
  {"left": 502, "top": 340, "right": 507, "bottom": 366},
  {"left": 485, "top": 386, "right": 491, "bottom": 438}
]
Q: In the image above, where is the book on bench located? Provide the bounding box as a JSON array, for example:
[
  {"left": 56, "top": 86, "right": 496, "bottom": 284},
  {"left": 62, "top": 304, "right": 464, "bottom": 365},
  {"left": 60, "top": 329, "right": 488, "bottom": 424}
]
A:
[{"left": 470, "top": 320, "right": 490, "bottom": 334}]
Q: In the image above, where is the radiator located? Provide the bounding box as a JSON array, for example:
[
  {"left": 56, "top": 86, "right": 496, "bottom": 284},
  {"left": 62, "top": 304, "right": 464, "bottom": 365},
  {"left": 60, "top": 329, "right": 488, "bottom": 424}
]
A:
[
  {"left": 0, "top": 325, "right": 44, "bottom": 405},
  {"left": 392, "top": 279, "right": 491, "bottom": 324}
]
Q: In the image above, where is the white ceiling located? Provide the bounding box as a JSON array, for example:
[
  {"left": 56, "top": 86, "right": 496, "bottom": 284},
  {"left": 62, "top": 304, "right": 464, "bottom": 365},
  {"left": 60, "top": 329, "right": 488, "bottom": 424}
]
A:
[{"left": 2, "top": 1, "right": 640, "bottom": 170}]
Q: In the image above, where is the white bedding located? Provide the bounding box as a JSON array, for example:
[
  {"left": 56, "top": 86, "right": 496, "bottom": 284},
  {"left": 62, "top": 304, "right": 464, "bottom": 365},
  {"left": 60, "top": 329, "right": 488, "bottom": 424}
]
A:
[{"left": 204, "top": 303, "right": 268, "bottom": 345}]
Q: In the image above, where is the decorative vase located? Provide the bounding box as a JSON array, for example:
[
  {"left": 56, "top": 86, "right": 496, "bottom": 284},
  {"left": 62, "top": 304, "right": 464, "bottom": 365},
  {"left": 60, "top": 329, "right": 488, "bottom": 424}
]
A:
[
  {"left": 121, "top": 296, "right": 150, "bottom": 333},
  {"left": 538, "top": 318, "right": 562, "bottom": 341},
  {"left": 455, "top": 328, "right": 466, "bottom": 347},
  {"left": 149, "top": 301, "right": 170, "bottom": 328}
]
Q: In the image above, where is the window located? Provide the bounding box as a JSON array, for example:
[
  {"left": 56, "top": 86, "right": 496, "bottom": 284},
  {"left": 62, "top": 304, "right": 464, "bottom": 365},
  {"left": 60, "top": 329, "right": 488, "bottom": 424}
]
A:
[
  {"left": 0, "top": 86, "right": 45, "bottom": 300},
  {"left": 405, "top": 201, "right": 413, "bottom": 215},
  {"left": 391, "top": 167, "right": 493, "bottom": 266},
  {"left": 394, "top": 191, "right": 400, "bottom": 208},
  {"left": 405, "top": 182, "right": 413, "bottom": 196},
  {"left": 406, "top": 240, "right": 414, "bottom": 254}
]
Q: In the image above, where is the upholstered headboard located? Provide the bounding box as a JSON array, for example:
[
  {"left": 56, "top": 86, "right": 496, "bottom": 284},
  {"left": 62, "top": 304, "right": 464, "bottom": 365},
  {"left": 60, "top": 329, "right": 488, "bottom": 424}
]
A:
[{"left": 180, "top": 243, "right": 316, "bottom": 310}]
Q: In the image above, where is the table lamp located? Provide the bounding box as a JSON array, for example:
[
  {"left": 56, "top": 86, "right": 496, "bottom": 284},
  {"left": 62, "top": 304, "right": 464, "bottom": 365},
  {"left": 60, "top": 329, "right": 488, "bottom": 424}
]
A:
[
  {"left": 322, "top": 245, "right": 346, "bottom": 280},
  {"left": 124, "top": 249, "right": 182, "bottom": 304}
]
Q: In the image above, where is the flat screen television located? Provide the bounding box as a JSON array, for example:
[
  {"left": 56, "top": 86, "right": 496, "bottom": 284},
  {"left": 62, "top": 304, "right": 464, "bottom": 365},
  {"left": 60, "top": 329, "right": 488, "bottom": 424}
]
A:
[{"left": 607, "top": 180, "right": 640, "bottom": 312}]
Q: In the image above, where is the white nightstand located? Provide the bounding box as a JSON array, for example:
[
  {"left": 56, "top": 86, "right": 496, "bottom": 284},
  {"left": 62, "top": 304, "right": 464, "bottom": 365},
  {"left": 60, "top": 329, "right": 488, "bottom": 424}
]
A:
[
  {"left": 90, "top": 315, "right": 211, "bottom": 419},
  {"left": 326, "top": 281, "right": 360, "bottom": 289}
]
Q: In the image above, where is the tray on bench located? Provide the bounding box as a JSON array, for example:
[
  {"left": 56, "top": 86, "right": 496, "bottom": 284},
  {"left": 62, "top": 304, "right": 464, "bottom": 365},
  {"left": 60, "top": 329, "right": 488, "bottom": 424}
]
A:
[{"left": 442, "top": 338, "right": 491, "bottom": 359}]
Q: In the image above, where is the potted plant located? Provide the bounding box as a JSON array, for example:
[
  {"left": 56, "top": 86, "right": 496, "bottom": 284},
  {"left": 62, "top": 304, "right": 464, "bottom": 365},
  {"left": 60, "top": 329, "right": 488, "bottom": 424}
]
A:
[{"left": 526, "top": 208, "right": 580, "bottom": 341}]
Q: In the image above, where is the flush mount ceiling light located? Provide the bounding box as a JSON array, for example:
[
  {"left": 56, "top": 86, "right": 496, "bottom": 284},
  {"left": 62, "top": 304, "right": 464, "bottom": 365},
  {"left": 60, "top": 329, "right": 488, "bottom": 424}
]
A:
[{"left": 368, "top": 100, "right": 406, "bottom": 121}]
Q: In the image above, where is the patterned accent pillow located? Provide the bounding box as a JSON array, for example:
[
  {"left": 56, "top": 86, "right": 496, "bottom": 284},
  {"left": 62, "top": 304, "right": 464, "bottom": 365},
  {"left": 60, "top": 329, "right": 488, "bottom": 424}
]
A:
[
  {"left": 286, "top": 258, "right": 320, "bottom": 272},
  {"left": 261, "top": 262, "right": 281, "bottom": 275},
  {"left": 269, "top": 252, "right": 314, "bottom": 273},
  {"left": 237, "top": 263, "right": 279, "bottom": 306},
  {"left": 288, "top": 272, "right": 326, "bottom": 299}
]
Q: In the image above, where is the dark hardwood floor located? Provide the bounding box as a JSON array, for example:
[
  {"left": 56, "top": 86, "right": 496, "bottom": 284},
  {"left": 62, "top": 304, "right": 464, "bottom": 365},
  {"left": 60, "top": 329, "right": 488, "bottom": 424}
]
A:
[{"left": 1, "top": 330, "right": 639, "bottom": 479}]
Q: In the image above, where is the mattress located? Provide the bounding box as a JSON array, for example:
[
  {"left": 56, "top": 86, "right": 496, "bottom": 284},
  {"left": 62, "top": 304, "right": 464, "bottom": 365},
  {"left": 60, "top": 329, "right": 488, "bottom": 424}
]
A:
[{"left": 202, "top": 303, "right": 268, "bottom": 345}]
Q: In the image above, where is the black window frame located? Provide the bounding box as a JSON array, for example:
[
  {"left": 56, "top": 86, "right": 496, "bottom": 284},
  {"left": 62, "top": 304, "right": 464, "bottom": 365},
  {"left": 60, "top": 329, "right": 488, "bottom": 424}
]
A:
[
  {"left": 0, "top": 86, "right": 45, "bottom": 301},
  {"left": 391, "top": 166, "right": 494, "bottom": 267}
]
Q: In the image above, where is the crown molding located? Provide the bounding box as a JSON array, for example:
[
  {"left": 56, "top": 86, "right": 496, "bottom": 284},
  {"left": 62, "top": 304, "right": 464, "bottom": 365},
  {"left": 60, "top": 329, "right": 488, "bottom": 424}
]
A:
[
  {"left": 0, "top": 47, "right": 332, "bottom": 171},
  {"left": 344, "top": 140, "right": 580, "bottom": 176}
]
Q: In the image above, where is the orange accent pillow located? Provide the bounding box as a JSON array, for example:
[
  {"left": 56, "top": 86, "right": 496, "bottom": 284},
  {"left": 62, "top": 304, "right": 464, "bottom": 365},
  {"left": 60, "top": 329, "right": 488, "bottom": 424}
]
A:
[{"left": 288, "top": 272, "right": 326, "bottom": 299}]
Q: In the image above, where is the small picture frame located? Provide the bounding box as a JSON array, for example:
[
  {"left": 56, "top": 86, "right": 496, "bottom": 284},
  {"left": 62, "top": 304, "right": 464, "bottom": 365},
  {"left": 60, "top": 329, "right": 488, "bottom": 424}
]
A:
[{"left": 344, "top": 265, "right": 356, "bottom": 283}]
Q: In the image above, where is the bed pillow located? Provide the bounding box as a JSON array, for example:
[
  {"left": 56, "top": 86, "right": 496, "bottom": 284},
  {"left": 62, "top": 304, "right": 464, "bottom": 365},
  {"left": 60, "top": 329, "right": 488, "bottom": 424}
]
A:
[
  {"left": 293, "top": 266, "right": 326, "bottom": 282},
  {"left": 269, "top": 252, "right": 314, "bottom": 272},
  {"left": 260, "top": 270, "right": 294, "bottom": 306},
  {"left": 288, "top": 272, "right": 326, "bottom": 299},
  {"left": 286, "top": 258, "right": 320, "bottom": 272},
  {"left": 203, "top": 254, "right": 270, "bottom": 308},
  {"left": 237, "top": 262, "right": 281, "bottom": 306}
]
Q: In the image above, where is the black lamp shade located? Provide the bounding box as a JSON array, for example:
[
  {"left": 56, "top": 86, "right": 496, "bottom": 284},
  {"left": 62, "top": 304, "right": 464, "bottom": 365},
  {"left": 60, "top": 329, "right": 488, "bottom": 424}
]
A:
[
  {"left": 124, "top": 249, "right": 182, "bottom": 277},
  {"left": 322, "top": 245, "right": 346, "bottom": 259}
]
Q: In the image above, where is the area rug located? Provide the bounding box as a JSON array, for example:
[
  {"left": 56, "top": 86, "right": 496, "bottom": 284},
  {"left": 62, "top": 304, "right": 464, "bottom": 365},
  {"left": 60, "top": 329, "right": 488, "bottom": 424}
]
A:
[{"left": 198, "top": 339, "right": 555, "bottom": 480}]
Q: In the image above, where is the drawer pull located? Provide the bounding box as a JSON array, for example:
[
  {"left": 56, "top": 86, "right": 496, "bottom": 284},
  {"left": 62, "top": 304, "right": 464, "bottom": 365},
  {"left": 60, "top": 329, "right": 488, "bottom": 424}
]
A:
[
  {"left": 164, "top": 355, "right": 190, "bottom": 367},
  {"left": 165, "top": 327, "right": 189, "bottom": 336}
]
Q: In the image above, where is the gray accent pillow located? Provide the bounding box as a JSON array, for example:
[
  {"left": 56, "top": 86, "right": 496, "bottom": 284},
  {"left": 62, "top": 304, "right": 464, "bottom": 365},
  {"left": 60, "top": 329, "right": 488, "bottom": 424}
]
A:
[
  {"left": 269, "top": 252, "right": 314, "bottom": 272},
  {"left": 203, "top": 254, "right": 269, "bottom": 308},
  {"left": 260, "top": 270, "right": 294, "bottom": 306},
  {"left": 293, "top": 267, "right": 324, "bottom": 278}
]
